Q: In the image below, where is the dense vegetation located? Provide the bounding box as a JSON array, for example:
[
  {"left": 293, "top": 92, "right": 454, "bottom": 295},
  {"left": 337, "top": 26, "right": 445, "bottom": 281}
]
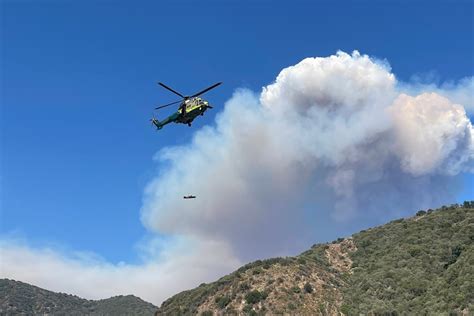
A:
[
  {"left": 0, "top": 279, "right": 158, "bottom": 315},
  {"left": 157, "top": 203, "right": 474, "bottom": 315},
  {"left": 344, "top": 203, "right": 474, "bottom": 314}
]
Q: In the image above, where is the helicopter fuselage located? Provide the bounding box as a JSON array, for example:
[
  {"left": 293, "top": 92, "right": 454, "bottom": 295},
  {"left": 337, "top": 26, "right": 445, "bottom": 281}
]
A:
[
  {"left": 152, "top": 81, "right": 221, "bottom": 130},
  {"left": 176, "top": 97, "right": 210, "bottom": 124},
  {"left": 152, "top": 97, "right": 211, "bottom": 129}
]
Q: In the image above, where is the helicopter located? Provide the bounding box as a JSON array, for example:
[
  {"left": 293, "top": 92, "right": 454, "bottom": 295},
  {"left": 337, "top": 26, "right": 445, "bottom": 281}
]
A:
[{"left": 151, "top": 82, "right": 222, "bottom": 130}]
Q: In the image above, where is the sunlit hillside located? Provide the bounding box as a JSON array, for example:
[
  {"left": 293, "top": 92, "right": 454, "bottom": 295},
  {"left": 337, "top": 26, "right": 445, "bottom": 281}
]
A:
[{"left": 157, "top": 203, "right": 474, "bottom": 315}]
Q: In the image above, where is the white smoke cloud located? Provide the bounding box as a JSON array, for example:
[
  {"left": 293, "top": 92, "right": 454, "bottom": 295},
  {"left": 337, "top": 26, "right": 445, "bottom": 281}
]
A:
[
  {"left": 1, "top": 51, "right": 473, "bottom": 306},
  {"left": 400, "top": 76, "right": 474, "bottom": 115},
  {"left": 0, "top": 237, "right": 240, "bottom": 305},
  {"left": 140, "top": 51, "right": 473, "bottom": 253},
  {"left": 390, "top": 93, "right": 474, "bottom": 176}
]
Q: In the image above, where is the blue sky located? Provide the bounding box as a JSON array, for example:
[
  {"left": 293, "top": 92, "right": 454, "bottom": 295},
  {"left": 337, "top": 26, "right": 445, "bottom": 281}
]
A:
[{"left": 2, "top": 0, "right": 473, "bottom": 265}]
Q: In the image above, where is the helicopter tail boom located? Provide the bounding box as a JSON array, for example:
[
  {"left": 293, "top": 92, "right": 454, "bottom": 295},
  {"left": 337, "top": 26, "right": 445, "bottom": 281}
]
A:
[{"left": 150, "top": 112, "right": 180, "bottom": 130}]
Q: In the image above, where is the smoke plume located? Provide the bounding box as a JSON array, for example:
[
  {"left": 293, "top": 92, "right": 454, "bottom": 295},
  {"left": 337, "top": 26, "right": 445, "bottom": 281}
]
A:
[{"left": 141, "top": 51, "right": 473, "bottom": 260}]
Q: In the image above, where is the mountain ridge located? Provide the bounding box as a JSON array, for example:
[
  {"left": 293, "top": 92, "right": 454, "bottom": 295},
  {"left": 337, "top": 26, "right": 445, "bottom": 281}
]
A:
[
  {"left": 157, "top": 203, "right": 474, "bottom": 315},
  {"left": 0, "top": 278, "right": 158, "bottom": 315}
]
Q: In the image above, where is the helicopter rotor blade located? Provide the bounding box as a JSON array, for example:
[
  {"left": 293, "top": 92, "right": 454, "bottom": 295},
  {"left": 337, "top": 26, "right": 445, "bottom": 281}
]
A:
[
  {"left": 155, "top": 100, "right": 182, "bottom": 110},
  {"left": 158, "top": 82, "right": 185, "bottom": 98},
  {"left": 190, "top": 82, "right": 222, "bottom": 98}
]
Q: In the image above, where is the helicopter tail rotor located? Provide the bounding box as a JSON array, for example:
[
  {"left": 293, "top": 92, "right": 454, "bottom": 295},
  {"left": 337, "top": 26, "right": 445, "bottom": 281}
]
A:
[{"left": 150, "top": 115, "right": 162, "bottom": 130}]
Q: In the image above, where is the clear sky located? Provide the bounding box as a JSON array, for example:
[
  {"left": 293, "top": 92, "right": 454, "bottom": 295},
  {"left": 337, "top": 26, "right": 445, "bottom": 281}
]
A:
[{"left": 2, "top": 0, "right": 473, "bottom": 266}]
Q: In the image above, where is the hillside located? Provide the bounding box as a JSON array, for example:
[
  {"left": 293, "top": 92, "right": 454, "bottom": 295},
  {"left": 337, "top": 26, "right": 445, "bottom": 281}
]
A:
[
  {"left": 157, "top": 203, "right": 474, "bottom": 315},
  {"left": 0, "top": 279, "right": 158, "bottom": 316}
]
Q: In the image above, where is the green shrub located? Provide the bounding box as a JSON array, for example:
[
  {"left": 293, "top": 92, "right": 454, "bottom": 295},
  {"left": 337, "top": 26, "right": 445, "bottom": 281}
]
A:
[
  {"left": 342, "top": 304, "right": 356, "bottom": 315},
  {"left": 245, "top": 290, "right": 264, "bottom": 304},
  {"left": 304, "top": 282, "right": 313, "bottom": 293},
  {"left": 444, "top": 245, "right": 463, "bottom": 269},
  {"left": 242, "top": 304, "right": 253, "bottom": 313},
  {"left": 408, "top": 246, "right": 422, "bottom": 257},
  {"left": 416, "top": 210, "right": 426, "bottom": 216},
  {"left": 252, "top": 267, "right": 263, "bottom": 275},
  {"left": 318, "top": 303, "right": 326, "bottom": 313},
  {"left": 291, "top": 286, "right": 301, "bottom": 293},
  {"left": 239, "top": 283, "right": 250, "bottom": 291},
  {"left": 215, "top": 295, "right": 231, "bottom": 309}
]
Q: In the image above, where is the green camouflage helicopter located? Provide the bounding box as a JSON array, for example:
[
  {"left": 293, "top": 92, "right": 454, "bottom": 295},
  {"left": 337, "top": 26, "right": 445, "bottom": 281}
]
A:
[{"left": 151, "top": 82, "right": 222, "bottom": 130}]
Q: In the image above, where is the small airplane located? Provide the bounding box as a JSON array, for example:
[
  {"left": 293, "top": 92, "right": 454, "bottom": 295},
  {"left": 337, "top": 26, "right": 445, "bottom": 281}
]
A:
[
  {"left": 183, "top": 195, "right": 196, "bottom": 199},
  {"left": 151, "top": 82, "right": 222, "bottom": 130}
]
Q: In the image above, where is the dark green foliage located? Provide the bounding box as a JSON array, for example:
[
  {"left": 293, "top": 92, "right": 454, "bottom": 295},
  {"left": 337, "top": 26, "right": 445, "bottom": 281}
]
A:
[
  {"left": 340, "top": 304, "right": 352, "bottom": 315},
  {"left": 239, "top": 282, "right": 250, "bottom": 291},
  {"left": 252, "top": 267, "right": 263, "bottom": 275},
  {"left": 297, "top": 257, "right": 306, "bottom": 264},
  {"left": 245, "top": 290, "right": 265, "bottom": 304},
  {"left": 416, "top": 210, "right": 426, "bottom": 216},
  {"left": 463, "top": 200, "right": 474, "bottom": 208},
  {"left": 297, "top": 243, "right": 330, "bottom": 268},
  {"left": 290, "top": 286, "right": 301, "bottom": 294},
  {"left": 242, "top": 304, "right": 253, "bottom": 313},
  {"left": 343, "top": 207, "right": 474, "bottom": 314},
  {"left": 408, "top": 245, "right": 422, "bottom": 257},
  {"left": 201, "top": 311, "right": 213, "bottom": 316},
  {"left": 303, "top": 282, "right": 313, "bottom": 294},
  {"left": 214, "top": 295, "right": 231, "bottom": 309},
  {"left": 235, "top": 257, "right": 293, "bottom": 275},
  {"left": 443, "top": 245, "right": 463, "bottom": 269},
  {"left": 287, "top": 302, "right": 296, "bottom": 310},
  {"left": 318, "top": 303, "right": 325, "bottom": 313}
]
